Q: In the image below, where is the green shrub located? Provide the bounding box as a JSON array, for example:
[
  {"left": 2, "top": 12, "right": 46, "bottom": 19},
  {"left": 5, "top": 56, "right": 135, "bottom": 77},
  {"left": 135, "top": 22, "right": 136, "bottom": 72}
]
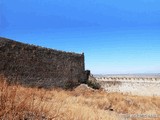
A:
[{"left": 87, "top": 80, "right": 101, "bottom": 89}]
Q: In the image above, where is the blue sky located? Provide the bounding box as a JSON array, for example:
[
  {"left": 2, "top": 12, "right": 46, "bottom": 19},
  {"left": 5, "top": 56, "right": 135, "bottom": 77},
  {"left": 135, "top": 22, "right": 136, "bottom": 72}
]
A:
[{"left": 0, "top": 0, "right": 160, "bottom": 74}]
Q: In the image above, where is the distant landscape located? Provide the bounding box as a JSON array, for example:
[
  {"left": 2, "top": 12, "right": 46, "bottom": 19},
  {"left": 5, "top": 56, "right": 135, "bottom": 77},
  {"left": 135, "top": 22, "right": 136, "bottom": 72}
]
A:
[
  {"left": 94, "top": 73, "right": 160, "bottom": 78},
  {"left": 94, "top": 74, "right": 160, "bottom": 96}
]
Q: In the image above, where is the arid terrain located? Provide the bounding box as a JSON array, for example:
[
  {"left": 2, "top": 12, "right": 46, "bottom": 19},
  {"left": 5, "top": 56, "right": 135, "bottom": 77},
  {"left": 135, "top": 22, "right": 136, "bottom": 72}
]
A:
[
  {"left": 0, "top": 76, "right": 160, "bottom": 120},
  {"left": 95, "top": 74, "right": 160, "bottom": 96}
]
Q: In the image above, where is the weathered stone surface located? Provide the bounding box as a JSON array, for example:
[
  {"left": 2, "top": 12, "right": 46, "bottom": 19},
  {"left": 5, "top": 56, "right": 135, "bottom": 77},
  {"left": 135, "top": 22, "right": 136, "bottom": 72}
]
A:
[{"left": 0, "top": 37, "right": 88, "bottom": 88}]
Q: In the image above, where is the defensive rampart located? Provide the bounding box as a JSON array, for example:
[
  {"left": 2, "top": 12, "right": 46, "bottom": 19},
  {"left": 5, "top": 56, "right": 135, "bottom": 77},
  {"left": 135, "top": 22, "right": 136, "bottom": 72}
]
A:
[{"left": 0, "top": 37, "right": 87, "bottom": 88}]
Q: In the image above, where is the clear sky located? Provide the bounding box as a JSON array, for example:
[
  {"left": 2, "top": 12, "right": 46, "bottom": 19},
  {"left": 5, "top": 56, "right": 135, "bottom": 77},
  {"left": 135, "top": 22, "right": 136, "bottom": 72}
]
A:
[{"left": 0, "top": 0, "right": 160, "bottom": 74}]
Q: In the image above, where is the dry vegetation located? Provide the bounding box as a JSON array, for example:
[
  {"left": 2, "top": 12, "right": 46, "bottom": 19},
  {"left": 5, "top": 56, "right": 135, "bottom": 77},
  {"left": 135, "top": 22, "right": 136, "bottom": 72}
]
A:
[{"left": 0, "top": 77, "right": 160, "bottom": 120}]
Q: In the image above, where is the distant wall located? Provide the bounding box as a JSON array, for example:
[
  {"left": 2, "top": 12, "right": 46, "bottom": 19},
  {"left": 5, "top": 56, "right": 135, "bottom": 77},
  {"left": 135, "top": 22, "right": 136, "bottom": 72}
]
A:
[
  {"left": 0, "top": 37, "right": 87, "bottom": 88},
  {"left": 96, "top": 77, "right": 160, "bottom": 96}
]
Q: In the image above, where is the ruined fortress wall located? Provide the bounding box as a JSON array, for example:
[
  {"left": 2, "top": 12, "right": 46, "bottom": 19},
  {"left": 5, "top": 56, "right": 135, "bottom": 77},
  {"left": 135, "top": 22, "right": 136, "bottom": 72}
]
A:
[{"left": 0, "top": 37, "right": 86, "bottom": 88}]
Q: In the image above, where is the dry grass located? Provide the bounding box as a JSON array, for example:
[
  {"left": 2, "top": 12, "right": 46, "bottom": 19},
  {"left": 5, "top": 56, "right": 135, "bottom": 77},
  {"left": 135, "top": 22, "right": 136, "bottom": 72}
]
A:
[{"left": 0, "top": 78, "right": 160, "bottom": 120}]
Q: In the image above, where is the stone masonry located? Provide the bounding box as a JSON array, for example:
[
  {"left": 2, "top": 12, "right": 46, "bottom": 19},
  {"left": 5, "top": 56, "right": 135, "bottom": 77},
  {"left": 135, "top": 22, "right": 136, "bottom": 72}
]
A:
[{"left": 0, "top": 37, "right": 88, "bottom": 89}]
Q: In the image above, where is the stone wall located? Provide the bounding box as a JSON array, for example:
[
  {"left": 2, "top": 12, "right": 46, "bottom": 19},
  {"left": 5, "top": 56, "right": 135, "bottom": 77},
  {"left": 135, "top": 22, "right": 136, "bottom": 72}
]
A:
[{"left": 0, "top": 37, "right": 87, "bottom": 89}]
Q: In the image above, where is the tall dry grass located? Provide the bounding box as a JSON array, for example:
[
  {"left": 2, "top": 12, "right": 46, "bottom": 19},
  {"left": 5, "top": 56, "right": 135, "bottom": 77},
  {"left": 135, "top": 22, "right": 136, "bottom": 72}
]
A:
[
  {"left": 0, "top": 78, "right": 119, "bottom": 120},
  {"left": 0, "top": 77, "right": 160, "bottom": 120}
]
